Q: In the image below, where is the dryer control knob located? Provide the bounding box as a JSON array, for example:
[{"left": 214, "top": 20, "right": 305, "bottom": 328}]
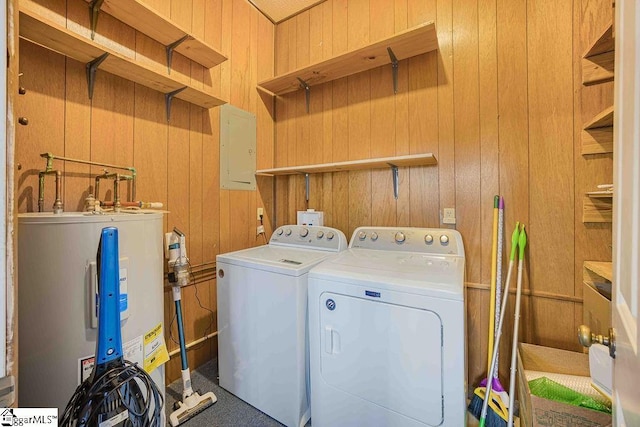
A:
[
  {"left": 370, "top": 232, "right": 378, "bottom": 241},
  {"left": 425, "top": 234, "right": 434, "bottom": 244},
  {"left": 326, "top": 231, "right": 335, "bottom": 240},
  {"left": 440, "top": 235, "right": 449, "bottom": 245},
  {"left": 276, "top": 228, "right": 283, "bottom": 236},
  {"left": 316, "top": 230, "right": 324, "bottom": 239},
  {"left": 395, "top": 231, "right": 406, "bottom": 243},
  {"left": 285, "top": 228, "right": 292, "bottom": 236},
  {"left": 300, "top": 228, "right": 309, "bottom": 237},
  {"left": 358, "top": 231, "right": 367, "bottom": 240}
]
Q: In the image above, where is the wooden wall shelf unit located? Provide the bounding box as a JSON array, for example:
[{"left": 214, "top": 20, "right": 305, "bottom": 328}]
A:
[
  {"left": 257, "top": 21, "right": 438, "bottom": 97},
  {"left": 582, "top": 193, "right": 612, "bottom": 223},
  {"left": 584, "top": 261, "right": 612, "bottom": 283},
  {"left": 583, "top": 261, "right": 612, "bottom": 336},
  {"left": 582, "top": 21, "right": 614, "bottom": 86},
  {"left": 19, "top": 2, "right": 226, "bottom": 119},
  {"left": 86, "top": 0, "right": 227, "bottom": 70},
  {"left": 256, "top": 153, "right": 437, "bottom": 200},
  {"left": 582, "top": 105, "right": 614, "bottom": 155}
]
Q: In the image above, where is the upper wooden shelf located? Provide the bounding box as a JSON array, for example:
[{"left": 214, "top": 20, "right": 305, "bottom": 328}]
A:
[
  {"left": 256, "top": 153, "right": 437, "bottom": 176},
  {"left": 583, "top": 21, "right": 614, "bottom": 59},
  {"left": 257, "top": 22, "right": 438, "bottom": 96},
  {"left": 87, "top": 0, "right": 227, "bottom": 69},
  {"left": 19, "top": 2, "right": 226, "bottom": 110},
  {"left": 582, "top": 21, "right": 614, "bottom": 86},
  {"left": 584, "top": 106, "right": 614, "bottom": 130},
  {"left": 584, "top": 261, "right": 612, "bottom": 282}
]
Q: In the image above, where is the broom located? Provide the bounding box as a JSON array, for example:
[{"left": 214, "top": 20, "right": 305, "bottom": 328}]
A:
[{"left": 468, "top": 222, "right": 521, "bottom": 426}]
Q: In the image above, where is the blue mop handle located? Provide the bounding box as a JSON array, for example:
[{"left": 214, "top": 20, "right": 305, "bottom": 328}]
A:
[
  {"left": 95, "top": 227, "right": 123, "bottom": 365},
  {"left": 175, "top": 298, "right": 189, "bottom": 371}
]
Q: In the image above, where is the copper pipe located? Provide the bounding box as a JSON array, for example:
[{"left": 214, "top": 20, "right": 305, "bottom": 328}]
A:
[{"left": 38, "top": 170, "right": 63, "bottom": 213}]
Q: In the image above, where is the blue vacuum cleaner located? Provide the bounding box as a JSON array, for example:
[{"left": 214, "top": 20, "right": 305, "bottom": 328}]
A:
[{"left": 61, "top": 227, "right": 163, "bottom": 427}]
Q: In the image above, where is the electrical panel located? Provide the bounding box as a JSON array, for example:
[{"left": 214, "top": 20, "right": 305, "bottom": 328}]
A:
[{"left": 220, "top": 104, "right": 256, "bottom": 191}]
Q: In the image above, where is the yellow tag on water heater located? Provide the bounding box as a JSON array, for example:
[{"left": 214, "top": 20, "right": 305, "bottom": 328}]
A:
[{"left": 143, "top": 323, "right": 170, "bottom": 373}]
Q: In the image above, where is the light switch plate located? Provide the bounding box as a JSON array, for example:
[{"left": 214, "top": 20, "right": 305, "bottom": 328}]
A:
[{"left": 443, "top": 208, "right": 456, "bottom": 224}]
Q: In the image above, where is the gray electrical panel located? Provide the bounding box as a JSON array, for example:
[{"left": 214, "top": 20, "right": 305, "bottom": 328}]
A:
[{"left": 220, "top": 104, "right": 256, "bottom": 190}]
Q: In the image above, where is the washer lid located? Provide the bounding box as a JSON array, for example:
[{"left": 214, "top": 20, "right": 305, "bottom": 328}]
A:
[
  {"left": 309, "top": 248, "right": 465, "bottom": 300},
  {"left": 217, "top": 245, "right": 338, "bottom": 276}
]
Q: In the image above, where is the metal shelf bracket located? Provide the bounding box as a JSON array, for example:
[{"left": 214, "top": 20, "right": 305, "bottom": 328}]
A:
[
  {"left": 165, "top": 86, "right": 187, "bottom": 122},
  {"left": 297, "top": 77, "right": 311, "bottom": 113},
  {"left": 88, "top": 0, "right": 104, "bottom": 40},
  {"left": 166, "top": 35, "right": 190, "bottom": 74},
  {"left": 387, "top": 47, "right": 399, "bottom": 94},
  {"left": 389, "top": 163, "right": 399, "bottom": 199},
  {"left": 86, "top": 52, "right": 109, "bottom": 99}
]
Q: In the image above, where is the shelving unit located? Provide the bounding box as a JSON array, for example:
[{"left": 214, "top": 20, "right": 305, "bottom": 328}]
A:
[
  {"left": 582, "top": 261, "right": 612, "bottom": 336},
  {"left": 86, "top": 0, "right": 227, "bottom": 69},
  {"left": 19, "top": 2, "right": 226, "bottom": 117},
  {"left": 584, "top": 261, "right": 613, "bottom": 283},
  {"left": 582, "top": 105, "right": 614, "bottom": 155},
  {"left": 256, "top": 153, "right": 437, "bottom": 200},
  {"left": 257, "top": 21, "right": 437, "bottom": 97},
  {"left": 582, "top": 193, "right": 612, "bottom": 223},
  {"left": 582, "top": 21, "right": 614, "bottom": 86}
]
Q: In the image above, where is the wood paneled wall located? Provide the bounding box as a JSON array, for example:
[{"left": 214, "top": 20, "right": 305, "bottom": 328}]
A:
[
  {"left": 271, "top": 0, "right": 613, "bottom": 387},
  {"left": 15, "top": 0, "right": 274, "bottom": 382}
]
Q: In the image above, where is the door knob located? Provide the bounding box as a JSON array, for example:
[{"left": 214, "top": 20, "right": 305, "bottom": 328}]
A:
[{"left": 578, "top": 324, "right": 616, "bottom": 358}]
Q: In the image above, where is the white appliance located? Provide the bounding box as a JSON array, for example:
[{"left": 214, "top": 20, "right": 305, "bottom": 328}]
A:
[
  {"left": 18, "top": 212, "right": 165, "bottom": 412},
  {"left": 216, "top": 225, "right": 347, "bottom": 427},
  {"left": 308, "top": 227, "right": 466, "bottom": 427}
]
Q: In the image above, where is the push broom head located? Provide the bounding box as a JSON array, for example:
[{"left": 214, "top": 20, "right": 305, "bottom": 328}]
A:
[{"left": 169, "top": 391, "right": 217, "bottom": 426}]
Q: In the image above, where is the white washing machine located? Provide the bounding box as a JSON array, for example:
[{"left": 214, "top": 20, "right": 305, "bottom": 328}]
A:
[
  {"left": 308, "top": 227, "right": 466, "bottom": 427},
  {"left": 216, "top": 225, "right": 347, "bottom": 427}
]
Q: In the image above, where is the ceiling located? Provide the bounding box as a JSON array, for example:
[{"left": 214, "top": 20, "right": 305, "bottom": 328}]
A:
[{"left": 248, "top": 0, "right": 326, "bottom": 23}]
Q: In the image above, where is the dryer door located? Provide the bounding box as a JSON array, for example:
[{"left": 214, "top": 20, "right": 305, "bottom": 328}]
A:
[{"left": 319, "top": 292, "right": 443, "bottom": 426}]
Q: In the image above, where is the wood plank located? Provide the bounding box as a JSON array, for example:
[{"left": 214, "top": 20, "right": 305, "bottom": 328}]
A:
[
  {"left": 583, "top": 20, "right": 613, "bottom": 58},
  {"left": 582, "top": 195, "right": 612, "bottom": 223},
  {"left": 90, "top": 0, "right": 227, "bottom": 68},
  {"left": 583, "top": 105, "right": 614, "bottom": 129},
  {"left": 582, "top": 50, "right": 614, "bottom": 85},
  {"left": 258, "top": 21, "right": 437, "bottom": 95},
  {"left": 581, "top": 127, "right": 613, "bottom": 154},
  {"left": 584, "top": 261, "right": 613, "bottom": 282},
  {"left": 256, "top": 153, "right": 437, "bottom": 175},
  {"left": 18, "top": 5, "right": 226, "bottom": 109}
]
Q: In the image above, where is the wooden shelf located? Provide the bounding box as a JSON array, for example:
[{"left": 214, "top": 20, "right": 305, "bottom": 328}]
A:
[
  {"left": 582, "top": 21, "right": 614, "bottom": 86},
  {"left": 582, "top": 106, "right": 614, "bottom": 155},
  {"left": 87, "top": 0, "right": 227, "bottom": 69},
  {"left": 19, "top": 2, "right": 226, "bottom": 110},
  {"left": 582, "top": 195, "right": 612, "bottom": 223},
  {"left": 586, "top": 191, "right": 613, "bottom": 198},
  {"left": 257, "top": 21, "right": 438, "bottom": 96},
  {"left": 584, "top": 261, "right": 613, "bottom": 282},
  {"left": 583, "top": 21, "right": 614, "bottom": 59},
  {"left": 256, "top": 153, "right": 437, "bottom": 176}
]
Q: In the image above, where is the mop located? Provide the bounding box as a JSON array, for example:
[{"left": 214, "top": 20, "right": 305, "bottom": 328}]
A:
[
  {"left": 507, "top": 224, "right": 527, "bottom": 427},
  {"left": 61, "top": 227, "right": 163, "bottom": 426},
  {"left": 470, "top": 222, "right": 520, "bottom": 427},
  {"left": 165, "top": 228, "right": 217, "bottom": 426}
]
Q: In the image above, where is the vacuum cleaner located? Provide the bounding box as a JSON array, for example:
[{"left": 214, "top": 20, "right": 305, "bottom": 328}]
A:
[
  {"left": 61, "top": 227, "right": 163, "bottom": 426},
  {"left": 165, "top": 227, "right": 217, "bottom": 426}
]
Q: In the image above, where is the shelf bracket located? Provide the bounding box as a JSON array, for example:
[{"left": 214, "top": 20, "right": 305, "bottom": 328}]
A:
[
  {"left": 88, "top": 0, "right": 104, "bottom": 41},
  {"left": 166, "top": 35, "right": 190, "bottom": 74},
  {"left": 389, "top": 163, "right": 399, "bottom": 199},
  {"left": 387, "top": 47, "right": 399, "bottom": 94},
  {"left": 165, "top": 87, "right": 187, "bottom": 122},
  {"left": 297, "top": 77, "right": 311, "bottom": 113},
  {"left": 86, "top": 53, "right": 109, "bottom": 100}
]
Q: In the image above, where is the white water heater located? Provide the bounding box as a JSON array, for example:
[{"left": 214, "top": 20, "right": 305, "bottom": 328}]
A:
[{"left": 18, "top": 212, "right": 166, "bottom": 412}]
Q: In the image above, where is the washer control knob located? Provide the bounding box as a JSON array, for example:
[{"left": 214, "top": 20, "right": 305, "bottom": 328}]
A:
[
  {"left": 370, "top": 232, "right": 378, "bottom": 241},
  {"left": 425, "top": 234, "right": 434, "bottom": 244},
  {"left": 440, "top": 234, "right": 449, "bottom": 245},
  {"left": 326, "top": 231, "right": 335, "bottom": 240},
  {"left": 395, "top": 231, "right": 406, "bottom": 244},
  {"left": 285, "top": 228, "right": 292, "bottom": 236},
  {"left": 300, "top": 228, "right": 309, "bottom": 237},
  {"left": 316, "top": 230, "right": 325, "bottom": 239},
  {"left": 276, "top": 228, "right": 284, "bottom": 236},
  {"left": 358, "top": 231, "right": 367, "bottom": 241}
]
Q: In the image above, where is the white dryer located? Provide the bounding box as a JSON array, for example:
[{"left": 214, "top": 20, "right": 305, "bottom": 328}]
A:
[
  {"left": 308, "top": 227, "right": 466, "bottom": 427},
  {"left": 216, "top": 225, "right": 347, "bottom": 427}
]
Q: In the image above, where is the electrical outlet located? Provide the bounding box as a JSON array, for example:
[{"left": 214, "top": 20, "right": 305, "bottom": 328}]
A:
[
  {"left": 256, "top": 225, "right": 265, "bottom": 235},
  {"left": 443, "top": 208, "right": 456, "bottom": 225},
  {"left": 257, "top": 207, "right": 264, "bottom": 220}
]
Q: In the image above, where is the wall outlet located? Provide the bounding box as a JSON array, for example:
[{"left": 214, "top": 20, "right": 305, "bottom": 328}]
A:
[
  {"left": 257, "top": 207, "right": 264, "bottom": 220},
  {"left": 256, "top": 225, "right": 265, "bottom": 235},
  {"left": 443, "top": 208, "right": 456, "bottom": 224}
]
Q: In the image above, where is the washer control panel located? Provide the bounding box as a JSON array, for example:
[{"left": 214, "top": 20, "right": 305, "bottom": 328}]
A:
[
  {"left": 270, "top": 225, "right": 348, "bottom": 252},
  {"left": 349, "top": 227, "right": 464, "bottom": 256}
]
